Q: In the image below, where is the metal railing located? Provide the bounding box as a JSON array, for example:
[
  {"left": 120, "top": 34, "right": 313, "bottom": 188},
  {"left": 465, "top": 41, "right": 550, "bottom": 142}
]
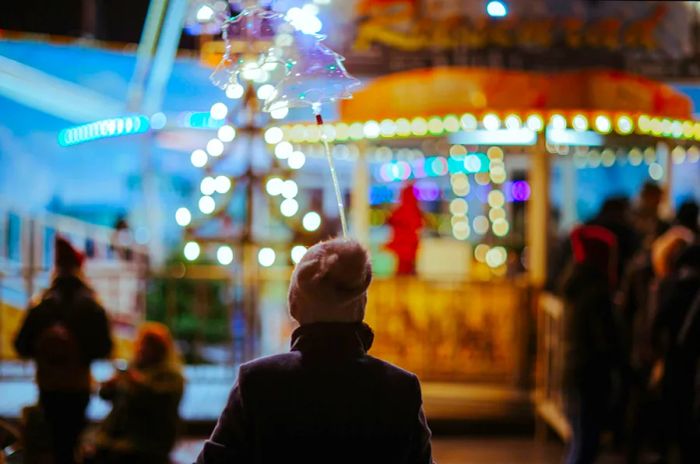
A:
[{"left": 534, "top": 291, "right": 572, "bottom": 441}]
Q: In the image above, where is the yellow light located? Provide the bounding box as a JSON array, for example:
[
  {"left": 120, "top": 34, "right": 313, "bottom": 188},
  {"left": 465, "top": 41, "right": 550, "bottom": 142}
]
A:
[
  {"left": 475, "top": 172, "right": 490, "bottom": 185},
  {"left": 306, "top": 126, "right": 321, "bottom": 143},
  {"left": 449, "top": 145, "right": 467, "bottom": 157},
  {"left": 287, "top": 124, "right": 304, "bottom": 142},
  {"left": 449, "top": 198, "right": 468, "bottom": 215},
  {"left": 671, "top": 120, "right": 683, "bottom": 138},
  {"left": 428, "top": 117, "right": 444, "bottom": 134},
  {"left": 379, "top": 119, "right": 397, "bottom": 137},
  {"left": 650, "top": 118, "right": 663, "bottom": 136},
  {"left": 451, "top": 172, "right": 470, "bottom": 196},
  {"left": 452, "top": 221, "right": 470, "bottom": 240},
  {"left": 672, "top": 146, "right": 686, "bottom": 164},
  {"left": 504, "top": 114, "right": 522, "bottom": 130},
  {"left": 349, "top": 122, "right": 364, "bottom": 140},
  {"left": 648, "top": 162, "right": 664, "bottom": 180},
  {"left": 682, "top": 121, "right": 694, "bottom": 139},
  {"left": 490, "top": 168, "right": 507, "bottom": 184},
  {"left": 411, "top": 117, "right": 428, "bottom": 136},
  {"left": 474, "top": 244, "right": 490, "bottom": 263},
  {"left": 258, "top": 247, "right": 276, "bottom": 267},
  {"left": 487, "top": 190, "right": 505, "bottom": 208},
  {"left": 615, "top": 115, "right": 633, "bottom": 135},
  {"left": 335, "top": 123, "right": 349, "bottom": 141},
  {"left": 661, "top": 119, "right": 672, "bottom": 136},
  {"left": 628, "top": 148, "right": 643, "bottom": 166},
  {"left": 492, "top": 218, "right": 510, "bottom": 237},
  {"left": 396, "top": 118, "right": 411, "bottom": 136},
  {"left": 549, "top": 114, "right": 567, "bottom": 130},
  {"left": 486, "top": 146, "right": 504, "bottom": 161},
  {"left": 572, "top": 114, "right": 588, "bottom": 132},
  {"left": 302, "top": 211, "right": 322, "bottom": 231},
  {"left": 451, "top": 215, "right": 468, "bottom": 227},
  {"left": 461, "top": 113, "right": 477, "bottom": 130},
  {"left": 175, "top": 207, "right": 191, "bottom": 227},
  {"left": 485, "top": 246, "right": 508, "bottom": 268},
  {"left": 483, "top": 113, "right": 501, "bottom": 131},
  {"left": 363, "top": 120, "right": 380, "bottom": 138},
  {"left": 601, "top": 149, "right": 616, "bottom": 167},
  {"left": 644, "top": 147, "right": 656, "bottom": 164},
  {"left": 594, "top": 115, "right": 612, "bottom": 134},
  {"left": 687, "top": 146, "right": 700, "bottom": 163},
  {"left": 526, "top": 114, "right": 544, "bottom": 132},
  {"left": 443, "top": 115, "right": 461, "bottom": 133},
  {"left": 489, "top": 207, "right": 506, "bottom": 222},
  {"left": 638, "top": 115, "right": 651, "bottom": 133},
  {"left": 473, "top": 215, "right": 490, "bottom": 235}
]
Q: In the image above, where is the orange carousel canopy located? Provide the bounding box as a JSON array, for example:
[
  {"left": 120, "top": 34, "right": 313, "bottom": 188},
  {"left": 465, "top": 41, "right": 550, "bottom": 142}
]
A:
[{"left": 339, "top": 67, "right": 690, "bottom": 122}]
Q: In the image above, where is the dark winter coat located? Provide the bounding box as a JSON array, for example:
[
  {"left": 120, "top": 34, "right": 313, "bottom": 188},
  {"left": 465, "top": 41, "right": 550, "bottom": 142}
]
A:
[
  {"left": 96, "top": 364, "right": 184, "bottom": 462},
  {"left": 561, "top": 263, "right": 620, "bottom": 396},
  {"left": 196, "top": 322, "right": 433, "bottom": 464},
  {"left": 14, "top": 275, "right": 113, "bottom": 391}
]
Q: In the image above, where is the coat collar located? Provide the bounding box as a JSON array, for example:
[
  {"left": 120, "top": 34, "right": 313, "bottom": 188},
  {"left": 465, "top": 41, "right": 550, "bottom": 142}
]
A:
[{"left": 290, "top": 322, "right": 374, "bottom": 359}]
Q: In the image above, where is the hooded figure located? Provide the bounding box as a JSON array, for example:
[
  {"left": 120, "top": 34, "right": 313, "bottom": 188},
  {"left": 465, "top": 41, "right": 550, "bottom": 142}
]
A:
[
  {"left": 197, "top": 238, "right": 432, "bottom": 464},
  {"left": 15, "top": 236, "right": 113, "bottom": 464},
  {"left": 561, "top": 225, "right": 621, "bottom": 464}
]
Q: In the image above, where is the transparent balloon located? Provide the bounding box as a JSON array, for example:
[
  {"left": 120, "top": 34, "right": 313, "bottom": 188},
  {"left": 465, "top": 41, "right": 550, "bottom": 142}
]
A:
[
  {"left": 210, "top": 6, "right": 287, "bottom": 90},
  {"left": 262, "top": 37, "right": 360, "bottom": 112}
]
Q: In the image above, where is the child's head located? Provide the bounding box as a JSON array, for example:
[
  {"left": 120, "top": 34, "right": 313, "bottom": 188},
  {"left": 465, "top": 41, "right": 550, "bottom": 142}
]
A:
[
  {"left": 288, "top": 238, "right": 372, "bottom": 325},
  {"left": 134, "top": 322, "right": 177, "bottom": 368}
]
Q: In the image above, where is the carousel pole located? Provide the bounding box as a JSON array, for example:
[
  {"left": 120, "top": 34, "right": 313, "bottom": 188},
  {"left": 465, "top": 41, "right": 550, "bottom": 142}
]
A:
[{"left": 528, "top": 132, "right": 551, "bottom": 287}]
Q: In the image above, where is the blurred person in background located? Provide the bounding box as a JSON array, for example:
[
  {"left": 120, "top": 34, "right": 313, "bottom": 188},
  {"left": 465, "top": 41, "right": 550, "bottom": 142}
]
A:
[
  {"left": 93, "top": 322, "right": 184, "bottom": 464},
  {"left": 651, "top": 243, "right": 700, "bottom": 464},
  {"left": 561, "top": 225, "right": 622, "bottom": 464},
  {"left": 14, "top": 236, "right": 113, "bottom": 464},
  {"left": 676, "top": 292, "right": 700, "bottom": 464},
  {"left": 197, "top": 238, "right": 432, "bottom": 464},
  {"left": 618, "top": 201, "right": 698, "bottom": 463},
  {"left": 632, "top": 182, "right": 670, "bottom": 250},
  {"left": 587, "top": 196, "right": 638, "bottom": 287}
]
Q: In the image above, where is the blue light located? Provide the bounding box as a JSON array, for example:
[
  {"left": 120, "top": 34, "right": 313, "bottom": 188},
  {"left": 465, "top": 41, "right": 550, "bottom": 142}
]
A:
[
  {"left": 58, "top": 115, "right": 150, "bottom": 147},
  {"left": 486, "top": 1, "right": 508, "bottom": 18}
]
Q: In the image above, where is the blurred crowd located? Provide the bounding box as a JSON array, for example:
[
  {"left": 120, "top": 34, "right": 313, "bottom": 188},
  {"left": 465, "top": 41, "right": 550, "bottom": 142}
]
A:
[
  {"left": 553, "top": 183, "right": 700, "bottom": 464},
  {"left": 12, "top": 236, "right": 183, "bottom": 464}
]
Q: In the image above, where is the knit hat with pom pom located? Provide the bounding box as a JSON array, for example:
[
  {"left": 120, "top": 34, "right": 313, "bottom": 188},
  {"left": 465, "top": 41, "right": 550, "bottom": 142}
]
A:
[{"left": 288, "top": 238, "right": 372, "bottom": 324}]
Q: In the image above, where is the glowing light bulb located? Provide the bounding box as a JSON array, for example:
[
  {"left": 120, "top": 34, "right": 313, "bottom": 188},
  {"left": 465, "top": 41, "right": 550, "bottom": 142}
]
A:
[
  {"left": 217, "top": 246, "right": 234, "bottom": 265},
  {"left": 281, "top": 180, "right": 298, "bottom": 199},
  {"left": 266, "top": 177, "right": 284, "bottom": 196},
  {"left": 225, "top": 84, "right": 244, "bottom": 99},
  {"left": 274, "top": 142, "right": 293, "bottom": 159},
  {"left": 257, "top": 84, "right": 275, "bottom": 101},
  {"left": 199, "top": 195, "right": 215, "bottom": 214},
  {"left": 191, "top": 149, "right": 207, "bottom": 167},
  {"left": 280, "top": 198, "right": 299, "bottom": 217},
  {"left": 258, "top": 247, "right": 276, "bottom": 267},
  {"left": 264, "top": 127, "right": 284, "bottom": 144},
  {"left": 291, "top": 245, "right": 307, "bottom": 264},
  {"left": 175, "top": 207, "right": 191, "bottom": 226},
  {"left": 302, "top": 212, "right": 321, "bottom": 231},
  {"left": 184, "top": 241, "right": 200, "bottom": 261},
  {"left": 288, "top": 151, "right": 306, "bottom": 170},
  {"left": 486, "top": 0, "right": 507, "bottom": 18},
  {"left": 200, "top": 176, "right": 216, "bottom": 195},
  {"left": 214, "top": 176, "right": 231, "bottom": 194},
  {"left": 207, "top": 138, "right": 225, "bottom": 157},
  {"left": 210, "top": 102, "right": 228, "bottom": 120},
  {"left": 217, "top": 125, "right": 236, "bottom": 142}
]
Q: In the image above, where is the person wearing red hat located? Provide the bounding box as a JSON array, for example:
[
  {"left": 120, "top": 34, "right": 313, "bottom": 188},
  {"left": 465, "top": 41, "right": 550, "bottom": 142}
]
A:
[
  {"left": 561, "top": 225, "right": 623, "bottom": 464},
  {"left": 15, "top": 236, "right": 113, "bottom": 464},
  {"left": 197, "top": 238, "right": 433, "bottom": 464}
]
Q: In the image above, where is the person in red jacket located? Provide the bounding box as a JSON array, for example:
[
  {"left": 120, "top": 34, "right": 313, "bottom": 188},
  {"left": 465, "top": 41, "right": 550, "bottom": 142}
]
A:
[
  {"left": 197, "top": 238, "right": 433, "bottom": 464},
  {"left": 15, "top": 236, "right": 113, "bottom": 464}
]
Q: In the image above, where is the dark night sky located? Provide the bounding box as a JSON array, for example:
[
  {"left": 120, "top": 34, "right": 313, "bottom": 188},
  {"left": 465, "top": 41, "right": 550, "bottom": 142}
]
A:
[{"left": 0, "top": 0, "right": 151, "bottom": 43}]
